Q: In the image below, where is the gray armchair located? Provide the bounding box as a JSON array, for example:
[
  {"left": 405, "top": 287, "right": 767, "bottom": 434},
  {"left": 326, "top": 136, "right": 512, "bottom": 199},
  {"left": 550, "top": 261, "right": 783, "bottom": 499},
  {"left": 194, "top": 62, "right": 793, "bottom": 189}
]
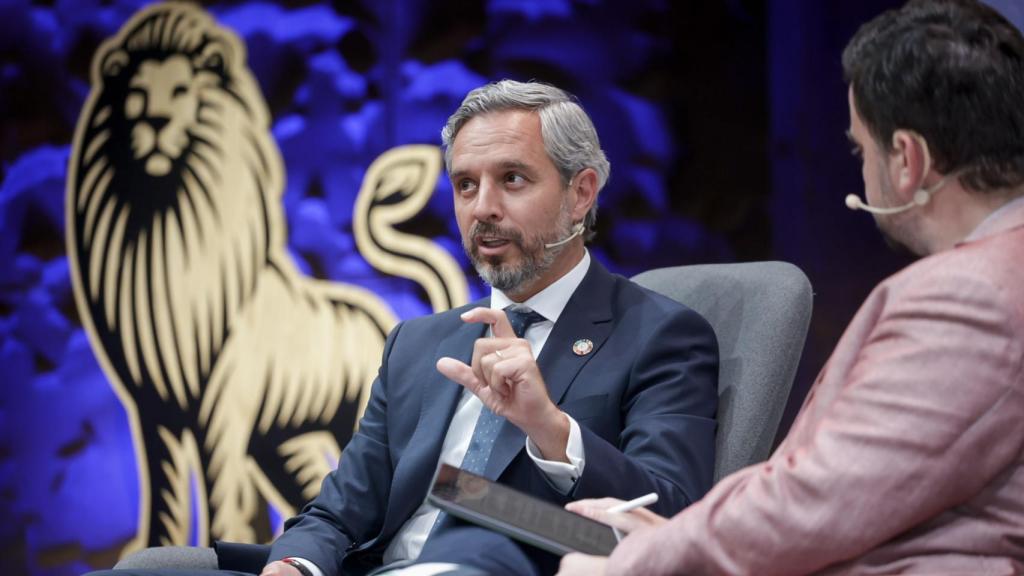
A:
[
  {"left": 632, "top": 261, "right": 813, "bottom": 480},
  {"left": 113, "top": 261, "right": 813, "bottom": 571}
]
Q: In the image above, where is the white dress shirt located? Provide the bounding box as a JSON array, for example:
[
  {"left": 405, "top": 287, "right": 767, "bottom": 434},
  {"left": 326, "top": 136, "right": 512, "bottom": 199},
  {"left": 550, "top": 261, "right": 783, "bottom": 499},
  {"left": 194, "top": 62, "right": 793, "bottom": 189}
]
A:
[{"left": 295, "top": 252, "right": 592, "bottom": 576}]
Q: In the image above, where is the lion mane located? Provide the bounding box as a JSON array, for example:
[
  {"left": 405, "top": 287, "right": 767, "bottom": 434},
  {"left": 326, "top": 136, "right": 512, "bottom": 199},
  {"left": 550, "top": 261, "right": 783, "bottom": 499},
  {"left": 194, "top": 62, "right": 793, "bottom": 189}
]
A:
[{"left": 66, "top": 2, "right": 466, "bottom": 550}]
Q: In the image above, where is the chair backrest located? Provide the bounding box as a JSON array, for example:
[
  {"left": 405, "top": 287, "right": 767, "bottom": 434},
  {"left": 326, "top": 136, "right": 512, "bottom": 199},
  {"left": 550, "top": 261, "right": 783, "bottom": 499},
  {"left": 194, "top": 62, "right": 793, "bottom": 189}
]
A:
[{"left": 632, "top": 261, "right": 812, "bottom": 481}]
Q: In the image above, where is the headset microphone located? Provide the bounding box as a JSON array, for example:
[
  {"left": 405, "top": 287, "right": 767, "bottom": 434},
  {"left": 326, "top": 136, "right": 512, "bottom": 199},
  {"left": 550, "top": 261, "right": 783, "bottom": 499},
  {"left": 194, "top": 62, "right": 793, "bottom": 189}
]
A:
[
  {"left": 544, "top": 222, "right": 586, "bottom": 249},
  {"left": 844, "top": 176, "right": 949, "bottom": 216}
]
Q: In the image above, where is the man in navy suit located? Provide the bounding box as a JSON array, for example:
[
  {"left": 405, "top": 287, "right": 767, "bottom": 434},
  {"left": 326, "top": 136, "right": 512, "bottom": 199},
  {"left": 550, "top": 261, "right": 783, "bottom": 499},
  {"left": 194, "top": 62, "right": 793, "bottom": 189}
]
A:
[{"left": 259, "top": 80, "right": 719, "bottom": 576}]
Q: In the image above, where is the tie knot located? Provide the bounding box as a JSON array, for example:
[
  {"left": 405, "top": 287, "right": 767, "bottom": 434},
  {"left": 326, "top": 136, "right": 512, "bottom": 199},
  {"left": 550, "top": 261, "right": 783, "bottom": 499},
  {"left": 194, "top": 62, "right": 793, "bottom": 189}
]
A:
[{"left": 504, "top": 305, "right": 547, "bottom": 338}]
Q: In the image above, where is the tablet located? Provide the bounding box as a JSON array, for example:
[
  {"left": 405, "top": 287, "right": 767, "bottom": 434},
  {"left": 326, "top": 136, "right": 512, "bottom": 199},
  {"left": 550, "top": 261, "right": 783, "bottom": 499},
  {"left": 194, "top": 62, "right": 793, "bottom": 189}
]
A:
[{"left": 427, "top": 463, "right": 618, "bottom": 557}]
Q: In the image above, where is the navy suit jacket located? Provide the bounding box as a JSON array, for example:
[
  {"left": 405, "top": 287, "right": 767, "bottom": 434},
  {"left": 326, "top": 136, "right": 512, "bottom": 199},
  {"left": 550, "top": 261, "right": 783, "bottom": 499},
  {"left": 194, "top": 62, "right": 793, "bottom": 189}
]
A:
[{"left": 269, "top": 259, "right": 718, "bottom": 575}]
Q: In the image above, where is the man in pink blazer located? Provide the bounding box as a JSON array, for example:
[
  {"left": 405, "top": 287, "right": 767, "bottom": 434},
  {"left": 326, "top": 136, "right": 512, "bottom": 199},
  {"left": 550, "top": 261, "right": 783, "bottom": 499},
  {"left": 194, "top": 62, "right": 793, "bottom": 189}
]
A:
[{"left": 558, "top": 0, "right": 1024, "bottom": 574}]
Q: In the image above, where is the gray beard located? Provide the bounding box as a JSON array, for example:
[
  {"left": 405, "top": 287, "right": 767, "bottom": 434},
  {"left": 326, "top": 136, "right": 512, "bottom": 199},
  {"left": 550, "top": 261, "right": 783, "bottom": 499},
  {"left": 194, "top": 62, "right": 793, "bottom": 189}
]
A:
[{"left": 465, "top": 217, "right": 572, "bottom": 296}]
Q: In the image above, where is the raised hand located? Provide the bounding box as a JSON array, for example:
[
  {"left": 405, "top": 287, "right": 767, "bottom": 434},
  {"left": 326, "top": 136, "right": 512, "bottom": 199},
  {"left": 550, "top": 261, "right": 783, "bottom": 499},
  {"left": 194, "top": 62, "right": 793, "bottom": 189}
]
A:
[{"left": 436, "top": 307, "right": 569, "bottom": 462}]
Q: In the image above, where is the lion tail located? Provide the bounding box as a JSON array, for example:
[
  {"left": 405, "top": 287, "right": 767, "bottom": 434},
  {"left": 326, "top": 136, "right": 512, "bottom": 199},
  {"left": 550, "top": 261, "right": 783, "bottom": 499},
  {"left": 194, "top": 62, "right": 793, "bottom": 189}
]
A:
[{"left": 353, "top": 145, "right": 468, "bottom": 312}]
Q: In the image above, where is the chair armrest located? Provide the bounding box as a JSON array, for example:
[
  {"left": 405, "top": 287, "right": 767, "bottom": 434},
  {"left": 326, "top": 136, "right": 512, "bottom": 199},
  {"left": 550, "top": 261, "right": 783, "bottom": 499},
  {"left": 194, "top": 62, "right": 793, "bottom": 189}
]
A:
[{"left": 113, "top": 546, "right": 217, "bottom": 570}]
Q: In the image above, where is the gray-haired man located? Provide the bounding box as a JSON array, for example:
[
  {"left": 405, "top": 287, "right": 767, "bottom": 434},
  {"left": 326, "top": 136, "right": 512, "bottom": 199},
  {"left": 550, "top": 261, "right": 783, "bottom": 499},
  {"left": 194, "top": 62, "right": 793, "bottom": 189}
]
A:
[{"left": 258, "top": 80, "right": 720, "bottom": 576}]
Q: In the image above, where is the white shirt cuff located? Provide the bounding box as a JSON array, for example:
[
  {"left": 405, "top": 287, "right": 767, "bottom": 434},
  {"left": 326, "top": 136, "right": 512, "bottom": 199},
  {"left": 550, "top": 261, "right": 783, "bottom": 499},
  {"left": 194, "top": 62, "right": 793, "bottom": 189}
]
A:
[
  {"left": 525, "top": 414, "right": 585, "bottom": 494},
  {"left": 287, "top": 557, "right": 325, "bottom": 576}
]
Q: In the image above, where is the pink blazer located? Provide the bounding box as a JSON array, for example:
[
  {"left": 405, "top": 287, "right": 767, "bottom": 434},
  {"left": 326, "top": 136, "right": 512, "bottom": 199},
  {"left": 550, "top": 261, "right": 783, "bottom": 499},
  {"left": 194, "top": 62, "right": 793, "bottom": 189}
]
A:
[{"left": 610, "top": 198, "right": 1024, "bottom": 575}]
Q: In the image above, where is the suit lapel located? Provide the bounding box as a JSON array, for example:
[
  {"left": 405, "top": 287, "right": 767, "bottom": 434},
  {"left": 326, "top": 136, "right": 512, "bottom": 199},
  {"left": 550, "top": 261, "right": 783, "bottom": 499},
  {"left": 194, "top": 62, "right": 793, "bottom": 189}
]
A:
[
  {"left": 384, "top": 311, "right": 487, "bottom": 535},
  {"left": 485, "top": 261, "right": 616, "bottom": 479}
]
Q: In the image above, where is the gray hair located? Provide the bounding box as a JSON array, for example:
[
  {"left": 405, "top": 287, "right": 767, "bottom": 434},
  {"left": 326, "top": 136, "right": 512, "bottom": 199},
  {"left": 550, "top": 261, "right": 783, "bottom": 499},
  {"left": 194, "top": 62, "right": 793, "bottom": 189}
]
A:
[{"left": 441, "top": 80, "right": 610, "bottom": 241}]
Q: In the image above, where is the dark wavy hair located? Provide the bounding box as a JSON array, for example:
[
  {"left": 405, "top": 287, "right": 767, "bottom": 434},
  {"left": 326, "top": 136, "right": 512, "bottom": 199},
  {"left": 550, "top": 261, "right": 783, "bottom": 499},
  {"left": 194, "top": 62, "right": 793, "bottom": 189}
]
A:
[{"left": 843, "top": 0, "right": 1024, "bottom": 192}]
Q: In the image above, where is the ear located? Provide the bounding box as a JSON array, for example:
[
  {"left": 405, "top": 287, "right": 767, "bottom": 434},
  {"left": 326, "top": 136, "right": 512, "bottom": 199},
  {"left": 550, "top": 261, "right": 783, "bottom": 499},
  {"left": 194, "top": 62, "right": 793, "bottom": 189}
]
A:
[
  {"left": 890, "top": 129, "right": 932, "bottom": 196},
  {"left": 101, "top": 48, "right": 129, "bottom": 79},
  {"left": 569, "top": 167, "right": 599, "bottom": 223},
  {"left": 193, "top": 37, "right": 233, "bottom": 76}
]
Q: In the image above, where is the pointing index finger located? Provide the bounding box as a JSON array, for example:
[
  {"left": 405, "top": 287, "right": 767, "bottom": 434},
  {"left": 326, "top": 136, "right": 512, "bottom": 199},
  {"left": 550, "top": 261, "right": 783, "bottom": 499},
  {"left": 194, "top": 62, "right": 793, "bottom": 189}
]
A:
[{"left": 460, "top": 307, "right": 516, "bottom": 339}]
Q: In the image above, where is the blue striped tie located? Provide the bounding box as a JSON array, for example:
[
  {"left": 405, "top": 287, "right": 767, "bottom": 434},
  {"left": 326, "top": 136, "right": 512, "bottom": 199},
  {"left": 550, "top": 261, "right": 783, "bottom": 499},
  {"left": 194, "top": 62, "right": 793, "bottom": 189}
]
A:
[
  {"left": 429, "top": 305, "right": 546, "bottom": 536},
  {"left": 460, "top": 305, "right": 546, "bottom": 474}
]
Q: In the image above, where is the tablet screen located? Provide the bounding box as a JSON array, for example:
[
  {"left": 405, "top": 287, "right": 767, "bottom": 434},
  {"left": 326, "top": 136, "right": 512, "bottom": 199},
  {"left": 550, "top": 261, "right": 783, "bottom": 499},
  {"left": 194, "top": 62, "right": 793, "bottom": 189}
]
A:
[{"left": 427, "top": 463, "right": 618, "bottom": 556}]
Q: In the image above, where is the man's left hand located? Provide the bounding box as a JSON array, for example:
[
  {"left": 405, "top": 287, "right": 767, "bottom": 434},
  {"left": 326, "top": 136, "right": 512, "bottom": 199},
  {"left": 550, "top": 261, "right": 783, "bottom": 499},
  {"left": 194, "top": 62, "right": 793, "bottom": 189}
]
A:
[
  {"left": 259, "top": 561, "right": 302, "bottom": 576},
  {"left": 557, "top": 553, "right": 608, "bottom": 576},
  {"left": 436, "top": 307, "right": 569, "bottom": 461}
]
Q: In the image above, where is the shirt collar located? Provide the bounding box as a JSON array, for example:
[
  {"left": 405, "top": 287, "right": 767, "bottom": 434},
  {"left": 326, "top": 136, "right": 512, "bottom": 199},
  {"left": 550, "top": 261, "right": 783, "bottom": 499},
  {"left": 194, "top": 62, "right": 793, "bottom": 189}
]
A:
[
  {"left": 962, "top": 194, "right": 1024, "bottom": 244},
  {"left": 490, "top": 250, "right": 591, "bottom": 324}
]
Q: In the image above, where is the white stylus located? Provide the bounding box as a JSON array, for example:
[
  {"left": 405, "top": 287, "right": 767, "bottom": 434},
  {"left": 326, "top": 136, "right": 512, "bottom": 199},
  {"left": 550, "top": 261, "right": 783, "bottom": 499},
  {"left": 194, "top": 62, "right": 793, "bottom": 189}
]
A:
[
  {"left": 606, "top": 492, "right": 658, "bottom": 542},
  {"left": 607, "top": 492, "right": 659, "bottom": 514}
]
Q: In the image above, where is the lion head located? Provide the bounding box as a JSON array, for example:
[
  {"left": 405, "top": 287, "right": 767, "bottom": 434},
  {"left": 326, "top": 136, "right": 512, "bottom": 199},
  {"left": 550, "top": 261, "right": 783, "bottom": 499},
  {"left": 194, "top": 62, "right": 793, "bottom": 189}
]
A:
[
  {"left": 122, "top": 54, "right": 201, "bottom": 177},
  {"left": 67, "top": 3, "right": 286, "bottom": 404}
]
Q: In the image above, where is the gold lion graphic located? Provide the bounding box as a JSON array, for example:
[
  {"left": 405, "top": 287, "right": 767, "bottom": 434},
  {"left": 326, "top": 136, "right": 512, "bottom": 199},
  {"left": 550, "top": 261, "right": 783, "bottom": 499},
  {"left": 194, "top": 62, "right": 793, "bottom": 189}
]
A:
[{"left": 65, "top": 2, "right": 467, "bottom": 552}]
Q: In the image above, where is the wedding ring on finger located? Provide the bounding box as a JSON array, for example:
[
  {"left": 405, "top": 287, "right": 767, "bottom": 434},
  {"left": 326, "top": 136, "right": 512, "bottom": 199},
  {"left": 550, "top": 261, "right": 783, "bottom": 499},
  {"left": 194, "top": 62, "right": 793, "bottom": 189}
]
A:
[{"left": 495, "top": 348, "right": 505, "bottom": 359}]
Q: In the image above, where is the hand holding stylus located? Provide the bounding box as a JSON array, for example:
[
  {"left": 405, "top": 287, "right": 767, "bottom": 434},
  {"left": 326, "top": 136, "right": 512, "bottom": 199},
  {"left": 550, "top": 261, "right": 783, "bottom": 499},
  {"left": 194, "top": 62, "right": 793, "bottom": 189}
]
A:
[{"left": 565, "top": 493, "right": 667, "bottom": 539}]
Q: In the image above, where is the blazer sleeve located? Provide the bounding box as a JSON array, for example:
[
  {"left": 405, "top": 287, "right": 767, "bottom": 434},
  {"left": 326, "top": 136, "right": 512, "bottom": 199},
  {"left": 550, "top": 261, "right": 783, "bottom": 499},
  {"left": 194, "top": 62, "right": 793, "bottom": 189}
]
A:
[
  {"left": 570, "top": 304, "right": 719, "bottom": 518},
  {"left": 608, "top": 269, "right": 1024, "bottom": 575},
  {"left": 267, "top": 321, "right": 404, "bottom": 576}
]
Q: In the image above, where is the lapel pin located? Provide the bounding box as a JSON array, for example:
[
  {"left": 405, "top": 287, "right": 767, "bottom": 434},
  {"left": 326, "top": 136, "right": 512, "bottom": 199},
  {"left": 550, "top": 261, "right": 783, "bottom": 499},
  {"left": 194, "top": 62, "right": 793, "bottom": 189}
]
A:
[{"left": 572, "top": 339, "right": 594, "bottom": 356}]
